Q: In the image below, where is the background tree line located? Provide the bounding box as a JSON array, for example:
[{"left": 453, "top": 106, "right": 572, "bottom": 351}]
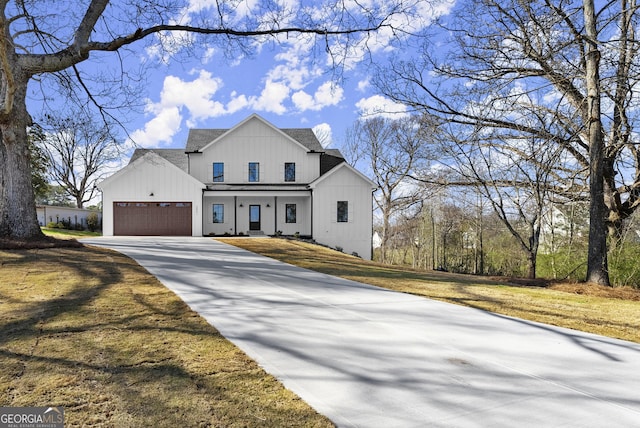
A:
[
  {"left": 343, "top": 0, "right": 640, "bottom": 287},
  {"left": 368, "top": 186, "right": 640, "bottom": 288}
]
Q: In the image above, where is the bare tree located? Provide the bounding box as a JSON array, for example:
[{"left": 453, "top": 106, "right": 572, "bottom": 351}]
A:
[
  {"left": 0, "top": 0, "right": 435, "bottom": 242},
  {"left": 441, "top": 127, "right": 562, "bottom": 279},
  {"left": 40, "top": 112, "right": 119, "bottom": 208},
  {"left": 376, "top": 0, "right": 640, "bottom": 285},
  {"left": 345, "top": 115, "right": 431, "bottom": 263}
]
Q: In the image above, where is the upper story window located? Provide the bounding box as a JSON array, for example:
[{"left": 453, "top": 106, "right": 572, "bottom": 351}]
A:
[
  {"left": 284, "top": 162, "right": 296, "bottom": 182},
  {"left": 213, "top": 162, "right": 224, "bottom": 182},
  {"left": 337, "top": 201, "right": 348, "bottom": 223},
  {"left": 248, "top": 162, "right": 260, "bottom": 182}
]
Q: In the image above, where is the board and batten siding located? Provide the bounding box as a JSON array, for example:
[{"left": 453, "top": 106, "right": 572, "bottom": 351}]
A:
[
  {"left": 189, "top": 118, "right": 321, "bottom": 184},
  {"left": 276, "top": 196, "right": 311, "bottom": 236},
  {"left": 312, "top": 164, "right": 374, "bottom": 260},
  {"left": 100, "top": 152, "right": 205, "bottom": 236},
  {"left": 203, "top": 195, "right": 236, "bottom": 236}
]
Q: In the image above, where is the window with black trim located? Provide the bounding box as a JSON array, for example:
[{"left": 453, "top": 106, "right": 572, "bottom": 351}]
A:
[
  {"left": 284, "top": 162, "right": 295, "bottom": 182},
  {"left": 213, "top": 162, "right": 224, "bottom": 182},
  {"left": 286, "top": 204, "right": 297, "bottom": 223},
  {"left": 337, "top": 201, "right": 348, "bottom": 222},
  {"left": 213, "top": 204, "right": 224, "bottom": 223},
  {"left": 248, "top": 162, "right": 259, "bottom": 182}
]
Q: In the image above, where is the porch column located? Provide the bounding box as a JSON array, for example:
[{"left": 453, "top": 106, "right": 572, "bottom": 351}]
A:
[
  {"left": 234, "top": 196, "right": 238, "bottom": 235},
  {"left": 274, "top": 196, "right": 278, "bottom": 234},
  {"left": 310, "top": 189, "right": 313, "bottom": 238}
]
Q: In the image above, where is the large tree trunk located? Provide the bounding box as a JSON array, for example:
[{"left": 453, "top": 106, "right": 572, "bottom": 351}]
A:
[
  {"left": 526, "top": 253, "right": 536, "bottom": 280},
  {"left": 0, "top": 77, "right": 44, "bottom": 241},
  {"left": 0, "top": 133, "right": 7, "bottom": 237},
  {"left": 583, "top": 0, "right": 611, "bottom": 286},
  {"left": 380, "top": 203, "right": 392, "bottom": 264}
]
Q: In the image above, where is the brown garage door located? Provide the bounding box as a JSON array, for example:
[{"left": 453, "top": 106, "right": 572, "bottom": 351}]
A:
[{"left": 114, "top": 202, "right": 192, "bottom": 236}]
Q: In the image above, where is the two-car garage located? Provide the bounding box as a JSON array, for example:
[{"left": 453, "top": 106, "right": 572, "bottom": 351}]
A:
[
  {"left": 113, "top": 202, "right": 193, "bottom": 236},
  {"left": 99, "top": 151, "right": 205, "bottom": 237}
]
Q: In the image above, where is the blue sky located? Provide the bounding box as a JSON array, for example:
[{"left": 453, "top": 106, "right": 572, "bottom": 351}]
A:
[
  {"left": 128, "top": 47, "right": 404, "bottom": 152},
  {"left": 112, "top": 0, "right": 455, "bottom": 156}
]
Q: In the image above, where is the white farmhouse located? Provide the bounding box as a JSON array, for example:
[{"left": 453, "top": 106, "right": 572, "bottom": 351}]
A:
[{"left": 99, "top": 114, "right": 376, "bottom": 259}]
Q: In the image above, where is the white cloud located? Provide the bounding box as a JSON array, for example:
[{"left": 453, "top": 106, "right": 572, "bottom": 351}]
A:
[
  {"left": 291, "top": 91, "right": 314, "bottom": 111},
  {"left": 355, "top": 95, "right": 409, "bottom": 119},
  {"left": 233, "top": 0, "right": 261, "bottom": 20},
  {"left": 226, "top": 91, "right": 250, "bottom": 114},
  {"left": 155, "top": 70, "right": 226, "bottom": 122},
  {"left": 268, "top": 63, "right": 315, "bottom": 91},
  {"left": 292, "top": 81, "right": 344, "bottom": 111},
  {"left": 185, "top": 0, "right": 214, "bottom": 15},
  {"left": 323, "top": 0, "right": 456, "bottom": 70},
  {"left": 129, "top": 106, "right": 182, "bottom": 147},
  {"left": 247, "top": 80, "right": 290, "bottom": 114},
  {"left": 312, "top": 123, "right": 333, "bottom": 148},
  {"left": 357, "top": 78, "right": 371, "bottom": 93},
  {"left": 202, "top": 47, "right": 216, "bottom": 64},
  {"left": 130, "top": 70, "right": 225, "bottom": 146},
  {"left": 315, "top": 82, "right": 343, "bottom": 107}
]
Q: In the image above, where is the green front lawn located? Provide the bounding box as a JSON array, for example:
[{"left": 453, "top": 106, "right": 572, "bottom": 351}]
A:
[
  {"left": 219, "top": 237, "right": 640, "bottom": 344},
  {"left": 41, "top": 227, "right": 102, "bottom": 239},
  {"left": 0, "top": 245, "right": 333, "bottom": 427}
]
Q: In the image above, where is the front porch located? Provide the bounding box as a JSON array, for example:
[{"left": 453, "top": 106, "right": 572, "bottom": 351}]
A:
[{"left": 202, "top": 190, "right": 312, "bottom": 237}]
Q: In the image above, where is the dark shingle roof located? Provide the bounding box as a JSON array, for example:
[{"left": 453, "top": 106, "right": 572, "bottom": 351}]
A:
[
  {"left": 281, "top": 129, "right": 324, "bottom": 152},
  {"left": 130, "top": 124, "right": 327, "bottom": 173},
  {"left": 129, "top": 149, "right": 188, "bottom": 172},
  {"left": 324, "top": 148, "right": 344, "bottom": 159},
  {"left": 185, "top": 129, "right": 227, "bottom": 152},
  {"left": 321, "top": 151, "right": 345, "bottom": 175},
  {"left": 185, "top": 128, "right": 324, "bottom": 152}
]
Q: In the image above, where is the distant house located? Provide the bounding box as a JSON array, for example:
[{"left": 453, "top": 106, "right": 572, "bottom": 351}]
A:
[
  {"left": 37, "top": 205, "right": 101, "bottom": 229},
  {"left": 372, "top": 231, "right": 382, "bottom": 249},
  {"left": 99, "top": 114, "right": 376, "bottom": 259},
  {"left": 539, "top": 204, "right": 588, "bottom": 253}
]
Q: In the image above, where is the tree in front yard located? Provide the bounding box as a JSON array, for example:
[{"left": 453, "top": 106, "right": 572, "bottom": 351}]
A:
[
  {"left": 39, "top": 111, "right": 119, "bottom": 209},
  {"left": 0, "top": 0, "right": 437, "bottom": 242}
]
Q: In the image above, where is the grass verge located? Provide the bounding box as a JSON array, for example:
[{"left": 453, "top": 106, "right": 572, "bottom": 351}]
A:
[
  {"left": 42, "top": 227, "right": 102, "bottom": 239},
  {"left": 0, "top": 246, "right": 333, "bottom": 427},
  {"left": 218, "top": 237, "right": 640, "bottom": 344}
]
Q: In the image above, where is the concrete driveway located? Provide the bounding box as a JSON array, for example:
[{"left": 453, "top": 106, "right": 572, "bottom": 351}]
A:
[{"left": 83, "top": 236, "right": 640, "bottom": 427}]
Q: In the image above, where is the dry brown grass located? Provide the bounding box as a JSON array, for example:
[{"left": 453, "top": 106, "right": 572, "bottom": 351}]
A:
[
  {"left": 218, "top": 237, "right": 640, "bottom": 343},
  {"left": 0, "top": 245, "right": 333, "bottom": 427}
]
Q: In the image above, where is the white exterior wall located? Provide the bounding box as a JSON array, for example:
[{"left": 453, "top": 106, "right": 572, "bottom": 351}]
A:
[
  {"left": 312, "top": 166, "right": 373, "bottom": 260},
  {"left": 236, "top": 196, "right": 276, "bottom": 235},
  {"left": 203, "top": 196, "right": 236, "bottom": 236},
  {"left": 38, "top": 206, "right": 101, "bottom": 228},
  {"left": 100, "top": 154, "right": 204, "bottom": 236},
  {"left": 190, "top": 117, "right": 321, "bottom": 184},
  {"left": 204, "top": 191, "right": 311, "bottom": 236},
  {"left": 276, "top": 196, "right": 311, "bottom": 236}
]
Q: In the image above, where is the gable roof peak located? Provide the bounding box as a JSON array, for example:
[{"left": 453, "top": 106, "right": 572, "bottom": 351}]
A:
[{"left": 185, "top": 113, "right": 324, "bottom": 153}]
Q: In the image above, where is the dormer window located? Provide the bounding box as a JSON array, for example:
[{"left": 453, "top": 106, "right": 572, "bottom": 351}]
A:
[{"left": 284, "top": 162, "right": 295, "bottom": 182}]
